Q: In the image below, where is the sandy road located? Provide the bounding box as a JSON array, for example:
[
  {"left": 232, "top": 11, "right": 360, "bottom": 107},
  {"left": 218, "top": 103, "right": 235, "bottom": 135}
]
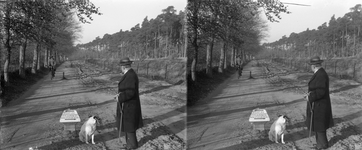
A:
[
  {"left": 187, "top": 60, "right": 362, "bottom": 150},
  {"left": 0, "top": 61, "right": 186, "bottom": 150},
  {"left": 187, "top": 60, "right": 302, "bottom": 149},
  {"left": 0, "top": 61, "right": 111, "bottom": 149}
]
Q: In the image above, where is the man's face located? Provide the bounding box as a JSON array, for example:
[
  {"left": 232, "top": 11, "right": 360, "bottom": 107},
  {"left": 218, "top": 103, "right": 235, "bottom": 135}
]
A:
[
  {"left": 120, "top": 66, "right": 125, "bottom": 74},
  {"left": 310, "top": 65, "right": 315, "bottom": 72}
]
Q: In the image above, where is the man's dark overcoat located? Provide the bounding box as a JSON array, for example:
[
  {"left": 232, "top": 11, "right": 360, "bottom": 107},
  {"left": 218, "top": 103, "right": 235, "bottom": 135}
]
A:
[
  {"left": 305, "top": 68, "right": 334, "bottom": 132},
  {"left": 116, "top": 69, "right": 143, "bottom": 132}
]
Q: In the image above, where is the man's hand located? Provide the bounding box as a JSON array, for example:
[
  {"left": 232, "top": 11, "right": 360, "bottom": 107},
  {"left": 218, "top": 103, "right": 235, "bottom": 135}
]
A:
[
  {"left": 304, "top": 92, "right": 310, "bottom": 101},
  {"left": 114, "top": 93, "right": 120, "bottom": 101}
]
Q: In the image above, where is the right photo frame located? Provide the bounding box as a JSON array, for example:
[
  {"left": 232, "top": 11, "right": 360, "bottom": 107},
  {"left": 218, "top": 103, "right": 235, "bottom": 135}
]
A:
[{"left": 186, "top": 0, "right": 362, "bottom": 150}]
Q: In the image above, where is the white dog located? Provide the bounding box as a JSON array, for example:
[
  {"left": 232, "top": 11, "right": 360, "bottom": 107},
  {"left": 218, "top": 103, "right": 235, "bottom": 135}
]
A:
[
  {"left": 79, "top": 115, "right": 101, "bottom": 144},
  {"left": 268, "top": 115, "right": 289, "bottom": 144}
]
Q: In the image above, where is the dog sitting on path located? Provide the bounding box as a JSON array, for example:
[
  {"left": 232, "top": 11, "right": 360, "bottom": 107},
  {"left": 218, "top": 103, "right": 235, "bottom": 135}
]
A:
[
  {"left": 79, "top": 115, "right": 101, "bottom": 144},
  {"left": 268, "top": 115, "right": 289, "bottom": 144}
]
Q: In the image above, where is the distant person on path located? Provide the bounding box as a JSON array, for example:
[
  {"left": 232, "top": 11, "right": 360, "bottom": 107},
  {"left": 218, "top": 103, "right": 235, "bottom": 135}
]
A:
[
  {"left": 48, "top": 56, "right": 56, "bottom": 71},
  {"left": 238, "top": 63, "right": 243, "bottom": 79},
  {"left": 236, "top": 55, "right": 243, "bottom": 79},
  {"left": 114, "top": 57, "right": 143, "bottom": 150},
  {"left": 304, "top": 56, "right": 334, "bottom": 150}
]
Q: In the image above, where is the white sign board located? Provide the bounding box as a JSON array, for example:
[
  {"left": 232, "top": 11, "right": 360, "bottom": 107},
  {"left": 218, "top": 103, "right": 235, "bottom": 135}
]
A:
[
  {"left": 249, "top": 108, "right": 270, "bottom": 122},
  {"left": 60, "top": 109, "right": 81, "bottom": 123}
]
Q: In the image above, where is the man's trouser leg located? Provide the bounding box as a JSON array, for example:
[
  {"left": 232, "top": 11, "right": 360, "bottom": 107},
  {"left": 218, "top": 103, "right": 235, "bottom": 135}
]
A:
[
  {"left": 126, "top": 132, "right": 138, "bottom": 148},
  {"left": 315, "top": 131, "right": 328, "bottom": 148}
]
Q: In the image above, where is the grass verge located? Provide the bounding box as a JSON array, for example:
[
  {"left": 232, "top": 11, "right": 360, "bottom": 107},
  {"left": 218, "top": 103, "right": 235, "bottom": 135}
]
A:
[
  {"left": 187, "top": 66, "right": 237, "bottom": 106},
  {"left": 0, "top": 67, "right": 49, "bottom": 107}
]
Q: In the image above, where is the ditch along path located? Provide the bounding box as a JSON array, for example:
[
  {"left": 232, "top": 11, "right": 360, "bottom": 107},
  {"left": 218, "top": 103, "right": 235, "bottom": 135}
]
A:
[{"left": 187, "top": 60, "right": 362, "bottom": 150}]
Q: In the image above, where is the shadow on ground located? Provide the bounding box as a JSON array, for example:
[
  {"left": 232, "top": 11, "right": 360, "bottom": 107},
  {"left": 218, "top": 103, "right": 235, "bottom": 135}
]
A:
[
  {"left": 0, "top": 99, "right": 114, "bottom": 126},
  {"left": 214, "top": 113, "right": 362, "bottom": 150},
  {"left": 37, "top": 130, "right": 105, "bottom": 150},
  {"left": 330, "top": 85, "right": 360, "bottom": 94},
  {"left": 188, "top": 98, "right": 304, "bottom": 126}
]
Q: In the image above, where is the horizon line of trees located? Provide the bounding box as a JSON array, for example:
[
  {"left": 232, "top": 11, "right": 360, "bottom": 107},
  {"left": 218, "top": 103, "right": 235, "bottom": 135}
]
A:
[
  {"left": 261, "top": 4, "right": 362, "bottom": 60},
  {"left": 75, "top": 5, "right": 187, "bottom": 61},
  {"left": 187, "top": 0, "right": 290, "bottom": 82}
]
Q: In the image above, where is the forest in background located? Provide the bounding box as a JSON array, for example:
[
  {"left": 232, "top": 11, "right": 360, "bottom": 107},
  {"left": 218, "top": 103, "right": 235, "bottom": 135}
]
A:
[
  {"left": 0, "top": 0, "right": 101, "bottom": 106},
  {"left": 186, "top": 0, "right": 289, "bottom": 82},
  {"left": 186, "top": 0, "right": 290, "bottom": 105},
  {"left": 260, "top": 4, "right": 362, "bottom": 59},
  {"left": 74, "top": 6, "right": 187, "bottom": 61},
  {"left": 257, "top": 4, "right": 362, "bottom": 83}
]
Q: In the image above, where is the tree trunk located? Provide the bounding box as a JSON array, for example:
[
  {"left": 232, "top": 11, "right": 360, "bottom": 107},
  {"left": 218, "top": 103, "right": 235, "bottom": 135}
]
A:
[
  {"left": 166, "top": 35, "right": 169, "bottom": 57},
  {"left": 235, "top": 47, "right": 238, "bottom": 64},
  {"left": 224, "top": 43, "right": 227, "bottom": 69},
  {"left": 135, "top": 50, "right": 137, "bottom": 60},
  {"left": 55, "top": 50, "right": 58, "bottom": 64},
  {"left": 322, "top": 44, "right": 325, "bottom": 58},
  {"left": 177, "top": 27, "right": 181, "bottom": 57},
  {"left": 167, "top": 28, "right": 171, "bottom": 56},
  {"left": 341, "top": 31, "right": 343, "bottom": 57},
  {"left": 4, "top": 48, "right": 10, "bottom": 84},
  {"left": 333, "top": 31, "right": 337, "bottom": 57},
  {"left": 145, "top": 35, "right": 148, "bottom": 58},
  {"left": 44, "top": 48, "right": 48, "bottom": 68},
  {"left": 183, "top": 28, "right": 187, "bottom": 58},
  {"left": 191, "top": 56, "right": 197, "bottom": 82},
  {"left": 206, "top": 36, "right": 214, "bottom": 77},
  {"left": 177, "top": 41, "right": 180, "bottom": 58},
  {"left": 120, "top": 46, "right": 123, "bottom": 59},
  {"left": 37, "top": 44, "right": 41, "bottom": 70},
  {"left": 191, "top": 28, "right": 198, "bottom": 81},
  {"left": 242, "top": 48, "right": 246, "bottom": 62},
  {"left": 0, "top": 38, "right": 3, "bottom": 106},
  {"left": 4, "top": 22, "right": 11, "bottom": 84},
  {"left": 218, "top": 41, "right": 225, "bottom": 73},
  {"left": 353, "top": 33, "right": 356, "bottom": 56},
  {"left": 19, "top": 38, "right": 27, "bottom": 78},
  {"left": 32, "top": 43, "right": 39, "bottom": 74},
  {"left": 157, "top": 26, "right": 160, "bottom": 58},
  {"left": 190, "top": 0, "right": 200, "bottom": 82},
  {"left": 154, "top": 32, "right": 157, "bottom": 58},
  {"left": 345, "top": 25, "right": 347, "bottom": 57},
  {"left": 230, "top": 46, "right": 235, "bottom": 67}
]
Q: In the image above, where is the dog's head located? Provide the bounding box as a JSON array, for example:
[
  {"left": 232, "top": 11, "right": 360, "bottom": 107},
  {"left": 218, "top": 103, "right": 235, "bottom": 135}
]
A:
[
  {"left": 88, "top": 115, "right": 102, "bottom": 125},
  {"left": 277, "top": 115, "right": 290, "bottom": 124}
]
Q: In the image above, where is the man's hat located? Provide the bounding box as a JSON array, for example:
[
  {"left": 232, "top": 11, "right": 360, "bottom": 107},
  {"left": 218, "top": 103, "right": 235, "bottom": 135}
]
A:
[
  {"left": 119, "top": 57, "right": 133, "bottom": 66},
  {"left": 308, "top": 56, "right": 323, "bottom": 65}
]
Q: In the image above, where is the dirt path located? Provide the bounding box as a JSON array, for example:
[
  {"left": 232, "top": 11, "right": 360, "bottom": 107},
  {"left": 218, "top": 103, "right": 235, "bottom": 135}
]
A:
[
  {"left": 187, "top": 60, "right": 362, "bottom": 150},
  {"left": 0, "top": 61, "right": 186, "bottom": 150}
]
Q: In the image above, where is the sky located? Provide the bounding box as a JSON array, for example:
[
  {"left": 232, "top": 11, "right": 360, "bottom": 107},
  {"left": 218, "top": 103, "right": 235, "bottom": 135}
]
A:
[
  {"left": 77, "top": 0, "right": 361, "bottom": 45},
  {"left": 76, "top": 0, "right": 187, "bottom": 44},
  {"left": 263, "top": 0, "right": 362, "bottom": 43}
]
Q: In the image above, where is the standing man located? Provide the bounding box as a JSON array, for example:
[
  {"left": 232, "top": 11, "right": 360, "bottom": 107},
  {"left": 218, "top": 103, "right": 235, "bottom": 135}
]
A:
[
  {"left": 305, "top": 56, "right": 334, "bottom": 150},
  {"left": 115, "top": 57, "right": 143, "bottom": 150}
]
